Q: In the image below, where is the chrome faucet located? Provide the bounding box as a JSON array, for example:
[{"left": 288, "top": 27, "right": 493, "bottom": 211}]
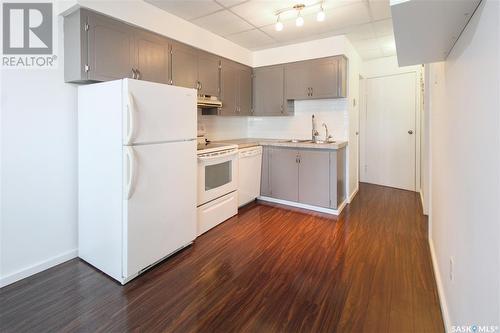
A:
[
  {"left": 322, "top": 123, "right": 333, "bottom": 142},
  {"left": 312, "top": 115, "right": 320, "bottom": 142}
]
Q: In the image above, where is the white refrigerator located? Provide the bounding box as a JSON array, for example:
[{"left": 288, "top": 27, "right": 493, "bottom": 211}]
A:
[{"left": 78, "top": 79, "right": 197, "bottom": 284}]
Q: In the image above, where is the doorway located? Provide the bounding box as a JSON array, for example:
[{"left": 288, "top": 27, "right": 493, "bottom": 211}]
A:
[{"left": 360, "top": 72, "right": 417, "bottom": 191}]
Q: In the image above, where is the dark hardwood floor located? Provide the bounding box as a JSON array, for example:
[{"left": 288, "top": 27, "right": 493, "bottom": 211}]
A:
[{"left": 0, "top": 183, "right": 444, "bottom": 333}]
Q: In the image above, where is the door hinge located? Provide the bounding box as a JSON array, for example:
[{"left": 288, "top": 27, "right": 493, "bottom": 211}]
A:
[
  {"left": 84, "top": 23, "right": 89, "bottom": 31},
  {"left": 84, "top": 64, "right": 90, "bottom": 72}
]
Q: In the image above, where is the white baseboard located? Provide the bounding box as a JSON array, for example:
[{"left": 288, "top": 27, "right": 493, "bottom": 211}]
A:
[
  {"left": 0, "top": 249, "right": 77, "bottom": 288},
  {"left": 419, "top": 190, "right": 429, "bottom": 215},
  {"left": 428, "top": 238, "right": 451, "bottom": 332},
  {"left": 348, "top": 186, "right": 359, "bottom": 203},
  {"left": 258, "top": 196, "right": 347, "bottom": 216}
]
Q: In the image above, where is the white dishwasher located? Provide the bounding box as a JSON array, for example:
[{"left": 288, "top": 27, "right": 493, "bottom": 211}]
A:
[{"left": 238, "top": 146, "right": 263, "bottom": 207}]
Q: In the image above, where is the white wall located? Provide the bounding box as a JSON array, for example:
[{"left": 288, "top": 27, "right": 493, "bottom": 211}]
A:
[
  {"left": 247, "top": 99, "right": 348, "bottom": 141},
  {"left": 0, "top": 17, "right": 79, "bottom": 286},
  {"left": 344, "top": 39, "right": 361, "bottom": 199},
  {"left": 427, "top": 0, "right": 500, "bottom": 329},
  {"left": 199, "top": 115, "right": 248, "bottom": 141},
  {"left": 252, "top": 35, "right": 347, "bottom": 67},
  {"left": 361, "top": 55, "right": 420, "bottom": 78}
]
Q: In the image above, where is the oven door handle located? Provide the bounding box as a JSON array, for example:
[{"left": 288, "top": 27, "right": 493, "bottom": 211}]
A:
[{"left": 198, "top": 149, "right": 238, "bottom": 161}]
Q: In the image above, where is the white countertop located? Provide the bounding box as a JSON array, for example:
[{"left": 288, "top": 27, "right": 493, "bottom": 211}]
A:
[{"left": 214, "top": 138, "right": 348, "bottom": 150}]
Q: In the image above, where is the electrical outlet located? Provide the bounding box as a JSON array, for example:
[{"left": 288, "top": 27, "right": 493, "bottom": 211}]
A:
[{"left": 449, "top": 257, "right": 454, "bottom": 281}]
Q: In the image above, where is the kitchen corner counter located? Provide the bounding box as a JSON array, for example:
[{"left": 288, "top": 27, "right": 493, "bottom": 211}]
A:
[{"left": 214, "top": 138, "right": 348, "bottom": 150}]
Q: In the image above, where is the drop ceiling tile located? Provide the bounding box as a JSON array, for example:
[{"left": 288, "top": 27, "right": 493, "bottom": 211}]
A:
[
  {"left": 145, "top": 0, "right": 223, "bottom": 21},
  {"left": 372, "top": 18, "right": 393, "bottom": 37},
  {"left": 368, "top": 0, "right": 392, "bottom": 20},
  {"left": 225, "top": 29, "right": 275, "bottom": 49},
  {"left": 346, "top": 23, "right": 376, "bottom": 41},
  {"left": 230, "top": 0, "right": 294, "bottom": 27},
  {"left": 322, "top": 2, "right": 371, "bottom": 31},
  {"left": 193, "top": 10, "right": 254, "bottom": 36},
  {"left": 215, "top": 0, "right": 248, "bottom": 8},
  {"left": 260, "top": 13, "right": 334, "bottom": 43}
]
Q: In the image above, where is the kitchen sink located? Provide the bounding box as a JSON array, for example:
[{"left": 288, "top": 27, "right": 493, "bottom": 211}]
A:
[
  {"left": 284, "top": 139, "right": 311, "bottom": 143},
  {"left": 283, "top": 139, "right": 336, "bottom": 144}
]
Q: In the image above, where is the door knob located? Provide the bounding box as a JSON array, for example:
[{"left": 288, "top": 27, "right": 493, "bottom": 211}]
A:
[{"left": 408, "top": 130, "right": 414, "bottom": 134}]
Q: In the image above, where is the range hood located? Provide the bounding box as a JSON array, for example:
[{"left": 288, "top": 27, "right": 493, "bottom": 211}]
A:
[{"left": 197, "top": 95, "right": 222, "bottom": 109}]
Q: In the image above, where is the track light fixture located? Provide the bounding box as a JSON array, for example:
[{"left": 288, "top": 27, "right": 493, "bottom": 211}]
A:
[
  {"left": 274, "top": 1, "right": 326, "bottom": 32},
  {"left": 275, "top": 15, "right": 283, "bottom": 31}
]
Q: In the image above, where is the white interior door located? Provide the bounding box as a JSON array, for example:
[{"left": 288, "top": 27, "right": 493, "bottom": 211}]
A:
[
  {"left": 364, "top": 73, "right": 416, "bottom": 191},
  {"left": 123, "top": 140, "right": 197, "bottom": 278}
]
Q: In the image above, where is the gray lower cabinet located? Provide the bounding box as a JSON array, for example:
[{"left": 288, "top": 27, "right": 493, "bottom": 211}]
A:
[
  {"left": 220, "top": 60, "right": 252, "bottom": 116},
  {"left": 298, "top": 150, "right": 330, "bottom": 208},
  {"left": 261, "top": 146, "right": 271, "bottom": 196},
  {"left": 253, "top": 65, "right": 290, "bottom": 116},
  {"left": 330, "top": 149, "right": 347, "bottom": 208},
  {"left": 262, "top": 146, "right": 347, "bottom": 210},
  {"left": 269, "top": 148, "right": 299, "bottom": 202}
]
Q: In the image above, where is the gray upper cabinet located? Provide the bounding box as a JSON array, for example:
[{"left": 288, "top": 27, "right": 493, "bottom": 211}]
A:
[
  {"left": 133, "top": 29, "right": 169, "bottom": 84},
  {"left": 64, "top": 9, "right": 349, "bottom": 114},
  {"left": 170, "top": 42, "right": 198, "bottom": 90},
  {"left": 238, "top": 67, "right": 252, "bottom": 115},
  {"left": 307, "top": 57, "right": 339, "bottom": 99},
  {"left": 220, "top": 60, "right": 238, "bottom": 116},
  {"left": 270, "top": 148, "right": 299, "bottom": 202},
  {"left": 64, "top": 9, "right": 169, "bottom": 83},
  {"left": 298, "top": 149, "right": 331, "bottom": 208},
  {"left": 220, "top": 59, "right": 252, "bottom": 116},
  {"left": 86, "top": 10, "right": 135, "bottom": 82},
  {"left": 171, "top": 45, "right": 221, "bottom": 96},
  {"left": 284, "top": 61, "right": 311, "bottom": 100},
  {"left": 285, "top": 55, "right": 347, "bottom": 100},
  {"left": 197, "top": 52, "right": 220, "bottom": 97},
  {"left": 253, "top": 65, "right": 288, "bottom": 116}
]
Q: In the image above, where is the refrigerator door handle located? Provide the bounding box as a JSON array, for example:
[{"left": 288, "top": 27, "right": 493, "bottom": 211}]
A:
[
  {"left": 126, "top": 92, "right": 136, "bottom": 145},
  {"left": 126, "top": 146, "right": 136, "bottom": 199}
]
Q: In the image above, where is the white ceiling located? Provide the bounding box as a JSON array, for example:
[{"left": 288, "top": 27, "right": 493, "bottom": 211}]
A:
[{"left": 145, "top": 0, "right": 396, "bottom": 60}]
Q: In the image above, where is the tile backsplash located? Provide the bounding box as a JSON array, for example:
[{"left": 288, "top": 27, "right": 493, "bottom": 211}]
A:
[{"left": 198, "top": 98, "right": 348, "bottom": 141}]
